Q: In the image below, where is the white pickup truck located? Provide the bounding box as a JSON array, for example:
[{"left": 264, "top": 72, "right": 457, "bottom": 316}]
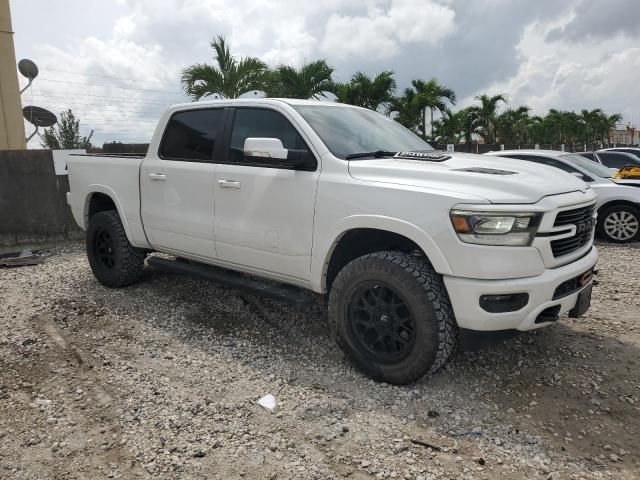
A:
[{"left": 67, "top": 99, "right": 598, "bottom": 384}]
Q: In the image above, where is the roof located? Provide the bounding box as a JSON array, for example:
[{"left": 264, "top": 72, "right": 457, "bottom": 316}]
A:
[{"left": 167, "top": 98, "right": 355, "bottom": 110}]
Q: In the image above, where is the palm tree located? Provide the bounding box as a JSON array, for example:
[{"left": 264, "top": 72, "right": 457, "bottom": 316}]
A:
[
  {"left": 389, "top": 78, "right": 456, "bottom": 137},
  {"left": 432, "top": 107, "right": 467, "bottom": 144},
  {"left": 336, "top": 71, "right": 396, "bottom": 111},
  {"left": 181, "top": 35, "right": 268, "bottom": 100},
  {"left": 412, "top": 78, "right": 457, "bottom": 137},
  {"left": 605, "top": 113, "right": 622, "bottom": 143},
  {"left": 389, "top": 87, "right": 422, "bottom": 132},
  {"left": 268, "top": 60, "right": 335, "bottom": 99},
  {"left": 472, "top": 93, "right": 507, "bottom": 144},
  {"left": 495, "top": 106, "right": 530, "bottom": 144}
]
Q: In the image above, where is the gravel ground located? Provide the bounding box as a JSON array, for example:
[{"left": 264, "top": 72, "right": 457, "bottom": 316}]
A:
[{"left": 1, "top": 242, "right": 639, "bottom": 479}]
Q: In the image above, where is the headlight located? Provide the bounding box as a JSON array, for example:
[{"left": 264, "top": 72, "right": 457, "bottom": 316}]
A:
[{"left": 450, "top": 210, "right": 542, "bottom": 246}]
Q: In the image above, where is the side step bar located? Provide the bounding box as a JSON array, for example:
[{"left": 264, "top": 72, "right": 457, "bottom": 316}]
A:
[{"left": 147, "top": 256, "right": 317, "bottom": 305}]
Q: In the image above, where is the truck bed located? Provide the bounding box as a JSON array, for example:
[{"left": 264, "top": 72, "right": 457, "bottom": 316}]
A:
[{"left": 66, "top": 153, "right": 150, "bottom": 249}]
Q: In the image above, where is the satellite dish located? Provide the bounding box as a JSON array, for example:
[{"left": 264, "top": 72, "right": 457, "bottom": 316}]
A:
[
  {"left": 23, "top": 106, "right": 57, "bottom": 142},
  {"left": 239, "top": 90, "right": 266, "bottom": 99},
  {"left": 203, "top": 92, "right": 225, "bottom": 100},
  {"left": 23, "top": 106, "right": 57, "bottom": 127},
  {"left": 18, "top": 59, "right": 39, "bottom": 80},
  {"left": 18, "top": 59, "right": 39, "bottom": 94}
]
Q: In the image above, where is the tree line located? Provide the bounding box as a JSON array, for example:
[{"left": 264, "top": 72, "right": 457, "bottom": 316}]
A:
[{"left": 182, "top": 36, "right": 623, "bottom": 147}]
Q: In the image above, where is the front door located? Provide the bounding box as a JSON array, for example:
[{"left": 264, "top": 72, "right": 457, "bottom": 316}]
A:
[
  {"left": 140, "top": 108, "right": 227, "bottom": 259},
  {"left": 213, "top": 107, "right": 319, "bottom": 283}
]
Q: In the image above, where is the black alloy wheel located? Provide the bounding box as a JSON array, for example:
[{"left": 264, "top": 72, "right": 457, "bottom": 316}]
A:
[{"left": 347, "top": 282, "right": 416, "bottom": 364}]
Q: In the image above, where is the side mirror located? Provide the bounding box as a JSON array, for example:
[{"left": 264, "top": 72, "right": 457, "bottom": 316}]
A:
[
  {"left": 244, "top": 137, "right": 288, "bottom": 160},
  {"left": 243, "top": 137, "right": 315, "bottom": 170}
]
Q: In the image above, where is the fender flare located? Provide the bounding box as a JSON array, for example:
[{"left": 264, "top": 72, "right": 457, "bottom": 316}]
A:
[
  {"left": 311, "top": 215, "right": 453, "bottom": 293},
  {"left": 83, "top": 185, "right": 136, "bottom": 244}
]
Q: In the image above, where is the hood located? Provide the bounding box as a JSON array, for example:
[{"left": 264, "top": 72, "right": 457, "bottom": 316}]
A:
[{"left": 348, "top": 152, "right": 590, "bottom": 204}]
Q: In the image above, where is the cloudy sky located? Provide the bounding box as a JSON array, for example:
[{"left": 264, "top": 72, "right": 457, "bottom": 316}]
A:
[{"left": 11, "top": 0, "right": 640, "bottom": 146}]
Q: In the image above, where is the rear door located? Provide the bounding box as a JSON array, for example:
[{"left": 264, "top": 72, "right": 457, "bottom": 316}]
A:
[
  {"left": 212, "top": 107, "right": 320, "bottom": 283},
  {"left": 141, "top": 108, "right": 227, "bottom": 259}
]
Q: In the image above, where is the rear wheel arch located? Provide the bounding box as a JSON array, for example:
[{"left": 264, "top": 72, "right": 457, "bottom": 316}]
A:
[
  {"left": 596, "top": 201, "right": 640, "bottom": 242},
  {"left": 82, "top": 190, "right": 135, "bottom": 244}
]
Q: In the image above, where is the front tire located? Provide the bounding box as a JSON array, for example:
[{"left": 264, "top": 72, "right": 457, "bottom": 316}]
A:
[
  {"left": 86, "top": 211, "right": 145, "bottom": 287},
  {"left": 328, "top": 251, "right": 457, "bottom": 385},
  {"left": 597, "top": 204, "right": 640, "bottom": 243}
]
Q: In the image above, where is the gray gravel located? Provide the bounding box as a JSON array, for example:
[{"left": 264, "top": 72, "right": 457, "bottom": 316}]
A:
[{"left": 1, "top": 242, "right": 639, "bottom": 479}]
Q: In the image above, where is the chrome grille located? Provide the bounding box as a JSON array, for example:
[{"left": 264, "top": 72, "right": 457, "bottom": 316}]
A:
[{"left": 550, "top": 205, "right": 596, "bottom": 257}]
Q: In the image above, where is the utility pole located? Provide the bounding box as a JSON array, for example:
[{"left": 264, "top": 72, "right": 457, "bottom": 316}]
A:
[{"left": 0, "top": 0, "right": 26, "bottom": 149}]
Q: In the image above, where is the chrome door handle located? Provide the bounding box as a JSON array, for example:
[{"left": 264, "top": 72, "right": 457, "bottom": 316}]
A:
[
  {"left": 218, "top": 179, "right": 241, "bottom": 189},
  {"left": 148, "top": 173, "right": 167, "bottom": 181}
]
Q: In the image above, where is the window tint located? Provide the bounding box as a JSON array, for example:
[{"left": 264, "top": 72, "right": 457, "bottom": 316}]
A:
[
  {"left": 294, "top": 105, "right": 432, "bottom": 159},
  {"left": 599, "top": 153, "right": 639, "bottom": 168},
  {"left": 617, "top": 149, "right": 640, "bottom": 159},
  {"left": 160, "top": 109, "right": 224, "bottom": 161},
  {"left": 229, "top": 108, "right": 308, "bottom": 165}
]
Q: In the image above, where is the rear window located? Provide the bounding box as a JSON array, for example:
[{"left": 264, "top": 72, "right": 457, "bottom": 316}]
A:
[{"left": 160, "top": 109, "right": 225, "bottom": 161}]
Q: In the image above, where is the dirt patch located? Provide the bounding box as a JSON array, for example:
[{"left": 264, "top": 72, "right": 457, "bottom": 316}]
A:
[{"left": 0, "top": 242, "right": 639, "bottom": 479}]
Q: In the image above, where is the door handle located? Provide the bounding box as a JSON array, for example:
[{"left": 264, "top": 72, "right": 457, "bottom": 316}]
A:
[
  {"left": 218, "top": 179, "right": 241, "bottom": 189},
  {"left": 149, "top": 173, "right": 167, "bottom": 181}
]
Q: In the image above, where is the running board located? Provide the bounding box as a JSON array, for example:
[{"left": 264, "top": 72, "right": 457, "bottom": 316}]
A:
[{"left": 147, "top": 256, "right": 317, "bottom": 305}]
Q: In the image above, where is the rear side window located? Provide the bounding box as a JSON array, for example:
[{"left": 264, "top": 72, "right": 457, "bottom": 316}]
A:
[
  {"left": 580, "top": 152, "right": 595, "bottom": 160},
  {"left": 160, "top": 109, "right": 225, "bottom": 161},
  {"left": 229, "top": 108, "right": 309, "bottom": 165},
  {"left": 599, "top": 153, "right": 638, "bottom": 168}
]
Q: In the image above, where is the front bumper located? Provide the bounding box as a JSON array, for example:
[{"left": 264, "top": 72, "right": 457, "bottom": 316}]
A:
[{"left": 443, "top": 246, "right": 598, "bottom": 331}]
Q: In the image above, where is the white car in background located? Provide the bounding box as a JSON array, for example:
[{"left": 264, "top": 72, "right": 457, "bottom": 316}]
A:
[{"left": 486, "top": 150, "right": 640, "bottom": 243}]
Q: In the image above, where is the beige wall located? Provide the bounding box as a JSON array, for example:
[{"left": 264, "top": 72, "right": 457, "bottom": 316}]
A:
[{"left": 0, "top": 0, "right": 26, "bottom": 150}]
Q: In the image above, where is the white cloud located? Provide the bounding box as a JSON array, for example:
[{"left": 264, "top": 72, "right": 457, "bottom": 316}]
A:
[
  {"left": 321, "top": 0, "right": 456, "bottom": 60},
  {"left": 12, "top": 0, "right": 640, "bottom": 148},
  {"left": 464, "top": 15, "right": 640, "bottom": 124}
]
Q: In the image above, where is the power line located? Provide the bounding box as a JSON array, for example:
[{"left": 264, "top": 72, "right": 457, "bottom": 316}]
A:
[
  {"left": 40, "top": 67, "right": 181, "bottom": 87},
  {"left": 38, "top": 77, "right": 185, "bottom": 95}
]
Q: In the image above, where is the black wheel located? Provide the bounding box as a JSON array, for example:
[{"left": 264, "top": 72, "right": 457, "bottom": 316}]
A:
[
  {"left": 328, "top": 251, "right": 457, "bottom": 384},
  {"left": 597, "top": 204, "right": 640, "bottom": 243},
  {"left": 86, "top": 211, "right": 145, "bottom": 287}
]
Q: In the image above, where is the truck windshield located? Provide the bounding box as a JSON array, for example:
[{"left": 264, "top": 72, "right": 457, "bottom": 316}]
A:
[
  {"left": 561, "top": 154, "right": 613, "bottom": 178},
  {"left": 294, "top": 105, "right": 433, "bottom": 159}
]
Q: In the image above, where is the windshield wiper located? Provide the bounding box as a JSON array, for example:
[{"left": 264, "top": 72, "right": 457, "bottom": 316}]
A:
[{"left": 345, "top": 150, "right": 397, "bottom": 160}]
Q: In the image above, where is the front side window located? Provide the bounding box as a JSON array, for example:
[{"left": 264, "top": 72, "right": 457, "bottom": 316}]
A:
[
  {"left": 160, "top": 109, "right": 225, "bottom": 161},
  {"left": 294, "top": 105, "right": 433, "bottom": 159},
  {"left": 229, "top": 108, "right": 309, "bottom": 165}
]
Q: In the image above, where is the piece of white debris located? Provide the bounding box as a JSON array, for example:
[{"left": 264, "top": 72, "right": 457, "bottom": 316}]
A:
[{"left": 258, "top": 394, "right": 277, "bottom": 411}]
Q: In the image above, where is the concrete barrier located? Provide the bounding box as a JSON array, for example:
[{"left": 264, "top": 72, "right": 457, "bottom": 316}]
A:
[{"left": 0, "top": 149, "right": 83, "bottom": 254}]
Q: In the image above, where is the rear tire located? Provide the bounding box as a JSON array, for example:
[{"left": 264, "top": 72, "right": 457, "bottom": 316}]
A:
[
  {"left": 597, "top": 204, "right": 640, "bottom": 243},
  {"left": 86, "top": 211, "right": 145, "bottom": 287},
  {"left": 328, "top": 251, "right": 457, "bottom": 385}
]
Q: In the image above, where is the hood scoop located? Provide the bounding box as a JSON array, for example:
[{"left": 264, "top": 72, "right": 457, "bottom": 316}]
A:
[
  {"left": 394, "top": 151, "right": 451, "bottom": 162},
  {"left": 453, "top": 167, "right": 518, "bottom": 175}
]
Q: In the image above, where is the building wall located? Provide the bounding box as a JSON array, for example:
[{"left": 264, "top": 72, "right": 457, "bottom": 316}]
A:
[
  {"left": 0, "top": 0, "right": 26, "bottom": 150},
  {"left": 0, "top": 149, "right": 82, "bottom": 254}
]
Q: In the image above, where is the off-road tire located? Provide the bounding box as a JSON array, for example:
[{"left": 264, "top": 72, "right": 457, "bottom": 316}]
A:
[
  {"left": 328, "top": 251, "right": 457, "bottom": 384},
  {"left": 597, "top": 204, "right": 640, "bottom": 243},
  {"left": 86, "top": 211, "right": 145, "bottom": 287}
]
